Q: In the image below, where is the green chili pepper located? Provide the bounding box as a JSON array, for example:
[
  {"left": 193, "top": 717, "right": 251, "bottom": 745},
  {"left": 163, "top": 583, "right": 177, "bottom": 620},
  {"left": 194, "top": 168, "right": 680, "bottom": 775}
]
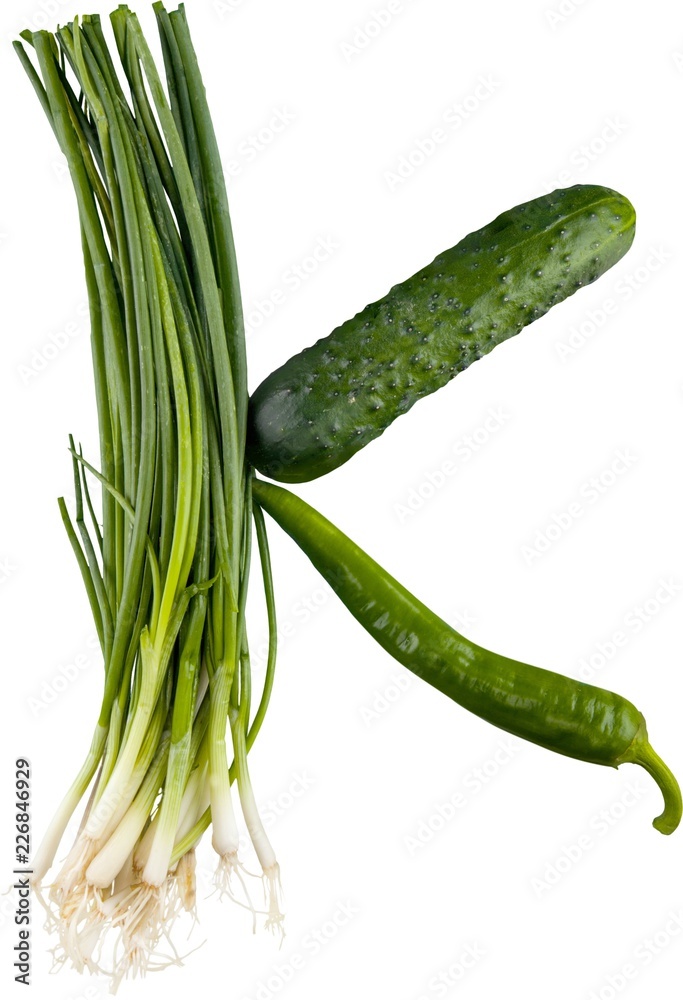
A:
[{"left": 251, "top": 477, "right": 681, "bottom": 835}]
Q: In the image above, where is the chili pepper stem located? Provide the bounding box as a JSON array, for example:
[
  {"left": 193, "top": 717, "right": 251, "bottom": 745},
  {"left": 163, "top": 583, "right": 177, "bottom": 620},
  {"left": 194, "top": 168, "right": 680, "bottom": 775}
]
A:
[{"left": 616, "top": 725, "right": 682, "bottom": 835}]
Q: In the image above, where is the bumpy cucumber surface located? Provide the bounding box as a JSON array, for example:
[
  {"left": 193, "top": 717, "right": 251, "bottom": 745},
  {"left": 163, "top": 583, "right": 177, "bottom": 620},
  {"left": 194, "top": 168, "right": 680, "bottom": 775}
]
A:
[{"left": 248, "top": 185, "right": 635, "bottom": 482}]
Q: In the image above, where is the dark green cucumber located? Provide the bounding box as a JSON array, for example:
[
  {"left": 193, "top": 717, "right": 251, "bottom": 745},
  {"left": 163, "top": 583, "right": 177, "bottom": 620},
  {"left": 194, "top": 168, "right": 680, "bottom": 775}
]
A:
[{"left": 248, "top": 184, "right": 635, "bottom": 482}]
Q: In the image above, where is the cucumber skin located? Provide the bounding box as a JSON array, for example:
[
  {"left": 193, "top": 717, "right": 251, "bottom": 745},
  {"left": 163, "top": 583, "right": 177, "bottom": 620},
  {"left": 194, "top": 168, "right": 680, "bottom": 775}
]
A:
[{"left": 248, "top": 185, "right": 635, "bottom": 483}]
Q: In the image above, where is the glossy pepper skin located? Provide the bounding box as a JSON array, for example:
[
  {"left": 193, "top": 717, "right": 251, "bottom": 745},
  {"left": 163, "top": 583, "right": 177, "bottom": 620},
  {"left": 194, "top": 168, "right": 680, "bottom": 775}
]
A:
[
  {"left": 248, "top": 185, "right": 635, "bottom": 483},
  {"left": 251, "top": 478, "right": 681, "bottom": 834}
]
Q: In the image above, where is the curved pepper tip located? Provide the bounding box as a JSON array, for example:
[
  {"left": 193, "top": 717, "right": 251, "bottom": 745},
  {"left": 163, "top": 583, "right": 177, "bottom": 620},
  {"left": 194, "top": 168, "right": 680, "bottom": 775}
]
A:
[{"left": 633, "top": 740, "right": 681, "bottom": 836}]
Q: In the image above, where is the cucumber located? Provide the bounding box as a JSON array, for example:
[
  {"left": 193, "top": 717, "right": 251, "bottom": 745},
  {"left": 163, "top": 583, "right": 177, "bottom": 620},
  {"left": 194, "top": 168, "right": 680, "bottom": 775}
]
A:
[{"left": 248, "top": 184, "right": 635, "bottom": 482}]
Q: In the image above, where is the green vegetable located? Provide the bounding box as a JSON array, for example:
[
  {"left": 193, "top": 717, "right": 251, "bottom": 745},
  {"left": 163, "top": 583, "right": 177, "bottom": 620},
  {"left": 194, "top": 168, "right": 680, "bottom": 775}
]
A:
[
  {"left": 251, "top": 477, "right": 681, "bottom": 835},
  {"left": 16, "top": 5, "right": 283, "bottom": 986},
  {"left": 248, "top": 184, "right": 635, "bottom": 483},
  {"left": 14, "top": 2, "right": 674, "bottom": 991}
]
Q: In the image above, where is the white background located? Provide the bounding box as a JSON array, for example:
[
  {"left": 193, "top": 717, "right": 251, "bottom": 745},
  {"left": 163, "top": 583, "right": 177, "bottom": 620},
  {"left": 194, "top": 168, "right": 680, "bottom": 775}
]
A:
[{"left": 1, "top": 0, "right": 683, "bottom": 998}]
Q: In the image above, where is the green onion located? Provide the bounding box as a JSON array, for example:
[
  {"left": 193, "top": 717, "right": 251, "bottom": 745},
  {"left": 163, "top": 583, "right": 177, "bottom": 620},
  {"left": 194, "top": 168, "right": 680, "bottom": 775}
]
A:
[{"left": 16, "top": 4, "right": 281, "bottom": 986}]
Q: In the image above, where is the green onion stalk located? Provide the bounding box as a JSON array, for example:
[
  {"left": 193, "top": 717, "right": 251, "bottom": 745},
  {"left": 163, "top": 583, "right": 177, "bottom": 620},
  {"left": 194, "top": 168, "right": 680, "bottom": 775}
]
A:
[{"left": 15, "top": 4, "right": 281, "bottom": 985}]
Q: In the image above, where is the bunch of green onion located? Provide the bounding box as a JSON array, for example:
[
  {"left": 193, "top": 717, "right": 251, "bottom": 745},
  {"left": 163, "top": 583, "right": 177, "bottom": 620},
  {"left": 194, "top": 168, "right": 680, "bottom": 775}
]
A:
[{"left": 15, "top": 4, "right": 281, "bottom": 985}]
